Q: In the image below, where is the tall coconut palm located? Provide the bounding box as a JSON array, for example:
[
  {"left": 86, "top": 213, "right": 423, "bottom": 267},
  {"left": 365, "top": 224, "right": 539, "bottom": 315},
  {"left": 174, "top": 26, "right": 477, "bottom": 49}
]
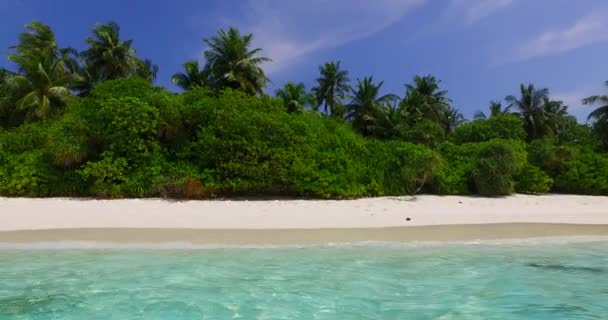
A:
[
  {"left": 345, "top": 77, "right": 397, "bottom": 137},
  {"left": 505, "top": 84, "right": 550, "bottom": 140},
  {"left": 203, "top": 27, "right": 270, "bottom": 96},
  {"left": 10, "top": 21, "right": 59, "bottom": 64},
  {"left": 81, "top": 22, "right": 141, "bottom": 80},
  {"left": 6, "top": 53, "right": 72, "bottom": 119},
  {"left": 275, "top": 82, "right": 315, "bottom": 113},
  {"left": 171, "top": 60, "right": 207, "bottom": 90},
  {"left": 583, "top": 81, "right": 608, "bottom": 147},
  {"left": 6, "top": 21, "right": 74, "bottom": 120},
  {"left": 401, "top": 75, "right": 451, "bottom": 125},
  {"left": 312, "top": 61, "right": 350, "bottom": 116},
  {"left": 474, "top": 100, "right": 512, "bottom": 120}
]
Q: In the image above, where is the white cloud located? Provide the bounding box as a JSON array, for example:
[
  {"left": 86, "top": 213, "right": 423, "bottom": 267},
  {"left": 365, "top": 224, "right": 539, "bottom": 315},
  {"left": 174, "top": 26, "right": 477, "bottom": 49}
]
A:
[
  {"left": 450, "top": 0, "right": 513, "bottom": 24},
  {"left": 504, "top": 11, "right": 608, "bottom": 64},
  {"left": 409, "top": 0, "right": 513, "bottom": 41},
  {"left": 219, "top": 0, "right": 426, "bottom": 74}
]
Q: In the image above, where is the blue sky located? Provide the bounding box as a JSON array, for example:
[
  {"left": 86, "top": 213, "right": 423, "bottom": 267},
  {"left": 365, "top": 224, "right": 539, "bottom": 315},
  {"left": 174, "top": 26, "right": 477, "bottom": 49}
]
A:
[{"left": 2, "top": 0, "right": 608, "bottom": 120}]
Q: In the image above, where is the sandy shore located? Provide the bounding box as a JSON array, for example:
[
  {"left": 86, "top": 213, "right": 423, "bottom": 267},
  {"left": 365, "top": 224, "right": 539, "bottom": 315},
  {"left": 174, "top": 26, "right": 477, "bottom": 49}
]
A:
[{"left": 1, "top": 195, "right": 607, "bottom": 244}]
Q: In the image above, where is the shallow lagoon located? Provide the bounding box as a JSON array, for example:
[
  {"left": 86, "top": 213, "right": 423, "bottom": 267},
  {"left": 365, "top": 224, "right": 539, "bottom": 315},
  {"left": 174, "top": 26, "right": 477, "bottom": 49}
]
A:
[{"left": 1, "top": 240, "right": 607, "bottom": 319}]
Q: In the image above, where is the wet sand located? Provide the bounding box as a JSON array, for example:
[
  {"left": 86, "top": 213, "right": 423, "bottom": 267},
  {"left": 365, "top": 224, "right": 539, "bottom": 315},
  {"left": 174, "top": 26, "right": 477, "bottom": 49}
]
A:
[{"left": 1, "top": 224, "right": 608, "bottom": 245}]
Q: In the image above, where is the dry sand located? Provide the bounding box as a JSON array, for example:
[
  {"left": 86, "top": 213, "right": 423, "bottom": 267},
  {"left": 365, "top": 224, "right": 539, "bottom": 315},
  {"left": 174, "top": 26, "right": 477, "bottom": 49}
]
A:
[{"left": 1, "top": 195, "right": 607, "bottom": 244}]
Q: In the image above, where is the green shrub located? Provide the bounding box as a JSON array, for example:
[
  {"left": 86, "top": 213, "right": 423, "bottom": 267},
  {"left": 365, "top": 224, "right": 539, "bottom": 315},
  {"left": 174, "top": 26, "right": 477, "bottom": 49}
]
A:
[
  {"left": 515, "top": 164, "right": 553, "bottom": 194},
  {"left": 553, "top": 150, "right": 608, "bottom": 195},
  {"left": 90, "top": 78, "right": 160, "bottom": 101},
  {"left": 0, "top": 122, "right": 48, "bottom": 154},
  {"left": 0, "top": 151, "right": 55, "bottom": 196},
  {"left": 77, "top": 88, "right": 166, "bottom": 197},
  {"left": 451, "top": 115, "right": 526, "bottom": 144},
  {"left": 185, "top": 90, "right": 308, "bottom": 195},
  {"left": 92, "top": 97, "right": 160, "bottom": 158},
  {"left": 299, "top": 120, "right": 370, "bottom": 198},
  {"left": 527, "top": 139, "right": 577, "bottom": 177},
  {"left": 433, "top": 142, "right": 483, "bottom": 195},
  {"left": 557, "top": 118, "right": 597, "bottom": 147},
  {"left": 362, "top": 140, "right": 440, "bottom": 196},
  {"left": 432, "top": 161, "right": 472, "bottom": 195},
  {"left": 46, "top": 108, "right": 91, "bottom": 168},
  {"left": 471, "top": 140, "right": 526, "bottom": 196},
  {"left": 79, "top": 150, "right": 168, "bottom": 198},
  {"left": 402, "top": 120, "right": 445, "bottom": 148}
]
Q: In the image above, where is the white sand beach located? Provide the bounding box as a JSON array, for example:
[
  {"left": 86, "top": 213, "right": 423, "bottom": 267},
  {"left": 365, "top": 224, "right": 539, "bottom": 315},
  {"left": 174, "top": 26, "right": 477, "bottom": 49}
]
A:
[{"left": 1, "top": 195, "right": 607, "bottom": 244}]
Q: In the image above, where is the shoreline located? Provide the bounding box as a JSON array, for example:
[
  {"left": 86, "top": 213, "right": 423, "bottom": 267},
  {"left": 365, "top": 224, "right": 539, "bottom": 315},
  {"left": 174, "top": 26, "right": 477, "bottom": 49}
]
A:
[
  {"left": 1, "top": 224, "right": 608, "bottom": 246},
  {"left": 1, "top": 195, "right": 608, "bottom": 244}
]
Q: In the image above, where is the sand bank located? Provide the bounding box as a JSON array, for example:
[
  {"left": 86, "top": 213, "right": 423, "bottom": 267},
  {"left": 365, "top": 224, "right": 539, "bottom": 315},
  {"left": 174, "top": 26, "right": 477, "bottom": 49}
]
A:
[{"left": 1, "top": 195, "right": 607, "bottom": 243}]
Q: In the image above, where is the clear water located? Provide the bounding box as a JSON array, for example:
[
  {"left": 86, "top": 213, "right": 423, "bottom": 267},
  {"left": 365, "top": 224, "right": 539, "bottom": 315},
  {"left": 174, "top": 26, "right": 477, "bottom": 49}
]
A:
[{"left": 1, "top": 240, "right": 607, "bottom": 319}]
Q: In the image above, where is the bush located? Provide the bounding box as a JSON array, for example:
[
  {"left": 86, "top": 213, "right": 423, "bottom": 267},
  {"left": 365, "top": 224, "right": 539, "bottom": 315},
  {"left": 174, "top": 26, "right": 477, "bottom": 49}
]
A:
[
  {"left": 46, "top": 107, "right": 91, "bottom": 168},
  {"left": 402, "top": 120, "right": 445, "bottom": 148},
  {"left": 527, "top": 140, "right": 577, "bottom": 177},
  {"left": 0, "top": 150, "right": 55, "bottom": 196},
  {"left": 77, "top": 96, "right": 162, "bottom": 195},
  {"left": 451, "top": 115, "right": 526, "bottom": 144},
  {"left": 183, "top": 90, "right": 311, "bottom": 196},
  {"left": 515, "top": 164, "right": 553, "bottom": 194},
  {"left": 434, "top": 142, "right": 483, "bottom": 195},
  {"left": 90, "top": 78, "right": 160, "bottom": 101},
  {"left": 553, "top": 150, "right": 608, "bottom": 195},
  {"left": 364, "top": 140, "right": 440, "bottom": 196},
  {"left": 471, "top": 140, "right": 526, "bottom": 196},
  {"left": 432, "top": 161, "right": 472, "bottom": 195}
]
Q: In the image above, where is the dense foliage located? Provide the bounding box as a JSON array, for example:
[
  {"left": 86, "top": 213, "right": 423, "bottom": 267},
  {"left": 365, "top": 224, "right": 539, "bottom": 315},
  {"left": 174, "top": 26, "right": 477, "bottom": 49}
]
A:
[{"left": 1, "top": 21, "right": 608, "bottom": 198}]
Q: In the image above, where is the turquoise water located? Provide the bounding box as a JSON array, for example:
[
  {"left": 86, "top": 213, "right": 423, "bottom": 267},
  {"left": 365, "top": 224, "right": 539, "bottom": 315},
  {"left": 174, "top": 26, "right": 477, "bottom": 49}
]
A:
[{"left": 1, "top": 240, "right": 607, "bottom": 319}]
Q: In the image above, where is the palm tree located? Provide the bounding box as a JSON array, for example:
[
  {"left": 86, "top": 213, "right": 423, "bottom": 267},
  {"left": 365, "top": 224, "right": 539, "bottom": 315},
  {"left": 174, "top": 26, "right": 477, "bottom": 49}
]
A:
[
  {"left": 312, "top": 61, "right": 350, "bottom": 116},
  {"left": 474, "top": 100, "right": 512, "bottom": 120},
  {"left": 171, "top": 60, "right": 207, "bottom": 90},
  {"left": 583, "top": 81, "right": 608, "bottom": 147},
  {"left": 443, "top": 106, "right": 466, "bottom": 132},
  {"left": 544, "top": 98, "right": 575, "bottom": 138},
  {"left": 275, "top": 82, "right": 315, "bottom": 113},
  {"left": 401, "top": 75, "right": 451, "bottom": 125},
  {"left": 345, "top": 77, "right": 397, "bottom": 137},
  {"left": 374, "top": 100, "right": 409, "bottom": 140},
  {"left": 135, "top": 59, "right": 159, "bottom": 82},
  {"left": 505, "top": 84, "right": 550, "bottom": 140},
  {"left": 81, "top": 22, "right": 141, "bottom": 80},
  {"left": 7, "top": 51, "right": 72, "bottom": 119},
  {"left": 10, "top": 21, "right": 59, "bottom": 64},
  {"left": 583, "top": 81, "right": 608, "bottom": 123},
  {"left": 5, "top": 21, "right": 74, "bottom": 120},
  {"left": 69, "top": 60, "right": 103, "bottom": 96},
  {"left": 203, "top": 27, "right": 270, "bottom": 96}
]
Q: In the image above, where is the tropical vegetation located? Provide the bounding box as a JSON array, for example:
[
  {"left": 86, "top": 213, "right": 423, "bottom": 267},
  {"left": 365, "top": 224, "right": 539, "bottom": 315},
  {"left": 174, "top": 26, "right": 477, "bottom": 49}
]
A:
[{"left": 1, "top": 21, "right": 608, "bottom": 198}]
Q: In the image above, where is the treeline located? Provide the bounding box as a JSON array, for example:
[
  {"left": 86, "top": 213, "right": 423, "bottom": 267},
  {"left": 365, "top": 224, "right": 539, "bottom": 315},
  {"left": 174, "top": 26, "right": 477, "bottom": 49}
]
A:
[{"left": 1, "top": 21, "right": 608, "bottom": 198}]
